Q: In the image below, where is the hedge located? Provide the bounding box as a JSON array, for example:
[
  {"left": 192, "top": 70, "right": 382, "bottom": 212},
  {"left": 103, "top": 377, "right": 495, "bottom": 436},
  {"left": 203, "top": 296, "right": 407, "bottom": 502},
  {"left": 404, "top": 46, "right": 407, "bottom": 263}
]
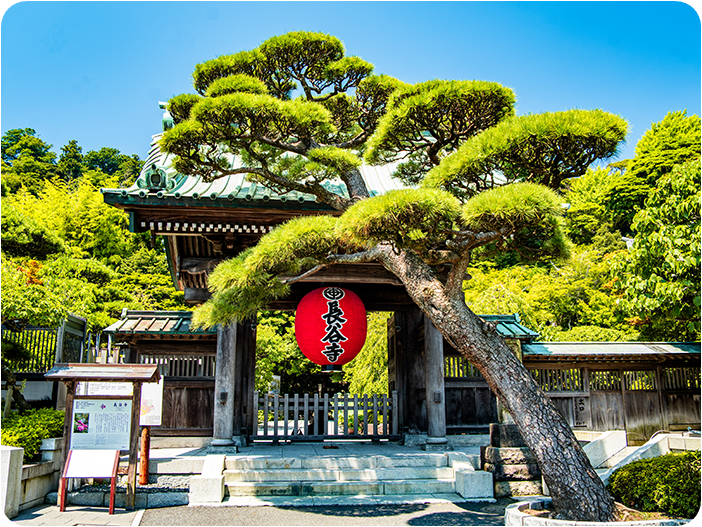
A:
[
  {"left": 1, "top": 408, "right": 64, "bottom": 463},
  {"left": 607, "top": 450, "right": 701, "bottom": 519}
]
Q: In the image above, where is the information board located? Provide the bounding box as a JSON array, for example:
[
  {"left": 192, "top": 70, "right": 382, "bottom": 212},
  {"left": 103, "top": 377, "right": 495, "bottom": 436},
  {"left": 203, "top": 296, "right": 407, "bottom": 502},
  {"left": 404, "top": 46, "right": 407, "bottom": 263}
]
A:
[
  {"left": 76, "top": 379, "right": 164, "bottom": 426},
  {"left": 64, "top": 449, "right": 120, "bottom": 478},
  {"left": 70, "top": 399, "right": 132, "bottom": 450},
  {"left": 139, "top": 379, "right": 164, "bottom": 426}
]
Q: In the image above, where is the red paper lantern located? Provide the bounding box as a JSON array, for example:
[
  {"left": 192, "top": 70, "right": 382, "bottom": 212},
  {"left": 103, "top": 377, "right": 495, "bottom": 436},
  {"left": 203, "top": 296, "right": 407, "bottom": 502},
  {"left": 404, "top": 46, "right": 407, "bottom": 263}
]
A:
[{"left": 295, "top": 287, "right": 367, "bottom": 366}]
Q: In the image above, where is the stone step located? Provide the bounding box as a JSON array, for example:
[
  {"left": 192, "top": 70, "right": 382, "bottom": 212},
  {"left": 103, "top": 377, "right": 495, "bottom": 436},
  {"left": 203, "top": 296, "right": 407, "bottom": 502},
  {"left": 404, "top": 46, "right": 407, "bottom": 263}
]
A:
[
  {"left": 600, "top": 446, "right": 639, "bottom": 468},
  {"left": 224, "top": 478, "right": 457, "bottom": 497},
  {"left": 224, "top": 466, "right": 454, "bottom": 483},
  {"left": 225, "top": 454, "right": 448, "bottom": 471}
]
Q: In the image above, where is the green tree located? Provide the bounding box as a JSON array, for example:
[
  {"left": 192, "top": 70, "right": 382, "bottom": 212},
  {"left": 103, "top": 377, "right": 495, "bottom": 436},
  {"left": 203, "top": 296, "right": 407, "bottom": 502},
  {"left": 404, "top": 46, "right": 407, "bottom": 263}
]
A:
[
  {"left": 2, "top": 151, "right": 186, "bottom": 332},
  {"left": 8, "top": 177, "right": 134, "bottom": 259},
  {"left": 1, "top": 203, "right": 65, "bottom": 258},
  {"left": 254, "top": 311, "right": 321, "bottom": 393},
  {"left": 614, "top": 159, "right": 701, "bottom": 340},
  {"left": 112, "top": 155, "right": 144, "bottom": 187},
  {"left": 1, "top": 128, "right": 58, "bottom": 194},
  {"left": 462, "top": 248, "right": 636, "bottom": 342},
  {"left": 628, "top": 111, "right": 701, "bottom": 187},
  {"left": 161, "top": 31, "right": 629, "bottom": 521},
  {"left": 607, "top": 111, "right": 701, "bottom": 233},
  {"left": 83, "top": 147, "right": 130, "bottom": 175},
  {"left": 57, "top": 139, "right": 83, "bottom": 182},
  {"left": 83, "top": 148, "right": 144, "bottom": 187},
  {"left": 343, "top": 312, "right": 390, "bottom": 396}
]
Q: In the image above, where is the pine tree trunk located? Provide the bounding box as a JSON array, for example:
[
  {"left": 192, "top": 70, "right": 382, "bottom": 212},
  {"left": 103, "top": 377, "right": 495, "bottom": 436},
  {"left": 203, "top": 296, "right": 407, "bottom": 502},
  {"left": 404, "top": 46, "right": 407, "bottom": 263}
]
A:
[{"left": 381, "top": 247, "right": 617, "bottom": 522}]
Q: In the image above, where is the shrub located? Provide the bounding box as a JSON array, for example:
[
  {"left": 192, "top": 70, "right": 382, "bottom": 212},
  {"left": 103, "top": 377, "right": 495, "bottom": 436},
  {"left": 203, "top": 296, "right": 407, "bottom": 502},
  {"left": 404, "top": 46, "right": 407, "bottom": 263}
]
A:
[
  {"left": 607, "top": 451, "right": 701, "bottom": 519},
  {"left": 1, "top": 408, "right": 64, "bottom": 463}
]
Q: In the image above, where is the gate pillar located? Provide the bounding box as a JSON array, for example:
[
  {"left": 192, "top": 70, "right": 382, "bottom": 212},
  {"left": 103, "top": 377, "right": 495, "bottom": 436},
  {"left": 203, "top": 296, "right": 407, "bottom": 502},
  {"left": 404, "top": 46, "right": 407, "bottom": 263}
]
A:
[
  {"left": 424, "top": 316, "right": 448, "bottom": 445},
  {"left": 232, "top": 317, "right": 256, "bottom": 445},
  {"left": 212, "top": 322, "right": 237, "bottom": 446}
]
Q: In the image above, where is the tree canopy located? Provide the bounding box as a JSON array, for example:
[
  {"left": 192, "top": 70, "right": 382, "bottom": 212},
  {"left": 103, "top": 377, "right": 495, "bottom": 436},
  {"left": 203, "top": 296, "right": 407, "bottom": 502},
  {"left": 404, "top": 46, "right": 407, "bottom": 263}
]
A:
[
  {"left": 161, "top": 31, "right": 631, "bottom": 521},
  {"left": 614, "top": 159, "right": 701, "bottom": 341},
  {"left": 0, "top": 131, "right": 181, "bottom": 331}
]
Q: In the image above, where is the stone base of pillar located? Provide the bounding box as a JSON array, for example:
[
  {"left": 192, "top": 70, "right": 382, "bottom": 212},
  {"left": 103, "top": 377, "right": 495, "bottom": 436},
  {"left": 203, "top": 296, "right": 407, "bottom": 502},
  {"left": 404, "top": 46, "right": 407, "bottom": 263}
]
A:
[
  {"left": 210, "top": 438, "right": 235, "bottom": 447},
  {"left": 422, "top": 441, "right": 454, "bottom": 452},
  {"left": 206, "top": 444, "right": 238, "bottom": 454},
  {"left": 231, "top": 435, "right": 248, "bottom": 447},
  {"left": 402, "top": 433, "right": 427, "bottom": 447}
]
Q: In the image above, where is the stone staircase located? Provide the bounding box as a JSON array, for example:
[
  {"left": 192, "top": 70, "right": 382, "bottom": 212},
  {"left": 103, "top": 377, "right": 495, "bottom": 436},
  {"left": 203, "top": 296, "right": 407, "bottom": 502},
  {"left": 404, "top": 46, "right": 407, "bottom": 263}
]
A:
[
  {"left": 190, "top": 450, "right": 494, "bottom": 505},
  {"left": 597, "top": 446, "right": 640, "bottom": 468},
  {"left": 224, "top": 454, "right": 456, "bottom": 497}
]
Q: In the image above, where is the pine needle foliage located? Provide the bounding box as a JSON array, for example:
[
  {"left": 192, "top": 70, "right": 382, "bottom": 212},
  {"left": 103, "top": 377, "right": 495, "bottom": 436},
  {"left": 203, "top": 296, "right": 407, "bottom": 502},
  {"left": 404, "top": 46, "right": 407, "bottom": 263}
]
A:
[
  {"left": 461, "top": 182, "right": 563, "bottom": 232},
  {"left": 167, "top": 94, "right": 202, "bottom": 124},
  {"left": 195, "top": 215, "right": 351, "bottom": 326},
  {"left": 339, "top": 188, "right": 461, "bottom": 252},
  {"left": 425, "top": 109, "right": 628, "bottom": 200},
  {"left": 462, "top": 183, "right": 570, "bottom": 261},
  {"left": 365, "top": 79, "right": 515, "bottom": 184},
  {"left": 307, "top": 146, "right": 362, "bottom": 175},
  {"left": 206, "top": 74, "right": 269, "bottom": 97}
]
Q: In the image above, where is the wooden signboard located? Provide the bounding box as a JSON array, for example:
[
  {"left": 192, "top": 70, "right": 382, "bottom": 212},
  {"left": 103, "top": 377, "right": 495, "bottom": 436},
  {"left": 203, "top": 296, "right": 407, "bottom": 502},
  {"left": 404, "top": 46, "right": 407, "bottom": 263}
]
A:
[
  {"left": 60, "top": 450, "right": 120, "bottom": 514},
  {"left": 45, "top": 363, "right": 160, "bottom": 511}
]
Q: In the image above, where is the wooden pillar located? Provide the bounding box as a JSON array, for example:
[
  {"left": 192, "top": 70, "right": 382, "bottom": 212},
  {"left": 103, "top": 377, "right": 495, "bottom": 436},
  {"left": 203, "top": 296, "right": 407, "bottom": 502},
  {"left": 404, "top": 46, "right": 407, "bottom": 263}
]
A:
[
  {"left": 126, "top": 381, "right": 142, "bottom": 510},
  {"left": 138, "top": 427, "right": 150, "bottom": 485},
  {"left": 232, "top": 317, "right": 256, "bottom": 444},
  {"left": 57, "top": 381, "right": 75, "bottom": 507},
  {"left": 396, "top": 307, "right": 427, "bottom": 434},
  {"left": 212, "top": 322, "right": 237, "bottom": 446},
  {"left": 424, "top": 316, "right": 447, "bottom": 444}
]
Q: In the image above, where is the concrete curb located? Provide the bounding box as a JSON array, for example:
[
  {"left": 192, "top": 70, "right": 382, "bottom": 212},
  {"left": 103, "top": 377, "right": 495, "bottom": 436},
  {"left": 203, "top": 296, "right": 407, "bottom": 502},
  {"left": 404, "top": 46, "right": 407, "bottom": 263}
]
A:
[
  {"left": 46, "top": 489, "right": 189, "bottom": 509},
  {"left": 504, "top": 498, "right": 689, "bottom": 526}
]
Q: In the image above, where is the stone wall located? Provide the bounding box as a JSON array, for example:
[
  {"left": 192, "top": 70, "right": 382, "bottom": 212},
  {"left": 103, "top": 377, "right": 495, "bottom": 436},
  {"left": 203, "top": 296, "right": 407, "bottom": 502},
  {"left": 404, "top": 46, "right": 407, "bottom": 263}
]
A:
[{"left": 1, "top": 438, "right": 63, "bottom": 519}]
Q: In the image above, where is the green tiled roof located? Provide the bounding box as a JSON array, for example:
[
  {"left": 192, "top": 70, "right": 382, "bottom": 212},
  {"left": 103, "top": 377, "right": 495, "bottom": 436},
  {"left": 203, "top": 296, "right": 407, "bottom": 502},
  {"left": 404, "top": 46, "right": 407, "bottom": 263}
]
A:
[
  {"left": 480, "top": 314, "right": 540, "bottom": 340},
  {"left": 104, "top": 310, "right": 538, "bottom": 340},
  {"left": 101, "top": 133, "right": 407, "bottom": 210},
  {"left": 524, "top": 341, "right": 701, "bottom": 357},
  {"left": 104, "top": 310, "right": 216, "bottom": 337}
]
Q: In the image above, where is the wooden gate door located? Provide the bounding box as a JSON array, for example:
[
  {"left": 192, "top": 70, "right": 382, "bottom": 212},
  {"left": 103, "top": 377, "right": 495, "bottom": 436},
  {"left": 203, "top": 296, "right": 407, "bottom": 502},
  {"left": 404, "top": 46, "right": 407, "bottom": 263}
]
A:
[
  {"left": 444, "top": 355, "right": 497, "bottom": 431},
  {"left": 250, "top": 392, "right": 401, "bottom": 442}
]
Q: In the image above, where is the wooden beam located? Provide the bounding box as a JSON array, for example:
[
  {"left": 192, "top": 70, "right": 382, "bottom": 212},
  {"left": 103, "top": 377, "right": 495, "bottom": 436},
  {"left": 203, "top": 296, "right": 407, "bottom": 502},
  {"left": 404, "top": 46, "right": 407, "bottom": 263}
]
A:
[
  {"left": 281, "top": 264, "right": 403, "bottom": 285},
  {"left": 185, "top": 281, "right": 415, "bottom": 310},
  {"left": 184, "top": 288, "right": 212, "bottom": 304}
]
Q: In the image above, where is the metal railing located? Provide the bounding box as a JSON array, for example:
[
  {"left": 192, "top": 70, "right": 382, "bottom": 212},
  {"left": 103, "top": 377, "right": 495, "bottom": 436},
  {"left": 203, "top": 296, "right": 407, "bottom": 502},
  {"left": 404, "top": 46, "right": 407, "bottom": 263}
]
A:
[{"left": 2, "top": 327, "right": 59, "bottom": 373}]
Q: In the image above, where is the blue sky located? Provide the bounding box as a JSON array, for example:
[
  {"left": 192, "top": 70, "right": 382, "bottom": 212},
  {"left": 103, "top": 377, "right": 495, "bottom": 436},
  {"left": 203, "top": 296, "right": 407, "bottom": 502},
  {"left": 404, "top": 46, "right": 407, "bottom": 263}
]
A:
[{"left": 2, "top": 2, "right": 700, "bottom": 164}]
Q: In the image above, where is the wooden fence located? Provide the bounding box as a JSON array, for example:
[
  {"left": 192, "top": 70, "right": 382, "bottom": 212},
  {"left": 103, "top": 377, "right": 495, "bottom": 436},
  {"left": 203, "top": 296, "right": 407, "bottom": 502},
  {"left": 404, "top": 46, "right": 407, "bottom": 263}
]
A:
[
  {"left": 251, "top": 391, "right": 400, "bottom": 442},
  {"left": 139, "top": 353, "right": 216, "bottom": 378}
]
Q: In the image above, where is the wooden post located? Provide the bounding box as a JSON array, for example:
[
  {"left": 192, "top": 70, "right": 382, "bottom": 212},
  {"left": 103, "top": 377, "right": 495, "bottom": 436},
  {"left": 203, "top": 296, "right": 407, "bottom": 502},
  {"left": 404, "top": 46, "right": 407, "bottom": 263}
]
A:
[
  {"left": 232, "top": 317, "right": 256, "bottom": 442},
  {"left": 57, "top": 381, "right": 76, "bottom": 507},
  {"left": 212, "top": 322, "right": 236, "bottom": 446},
  {"left": 138, "top": 426, "right": 150, "bottom": 485},
  {"left": 424, "top": 316, "right": 447, "bottom": 444},
  {"left": 3, "top": 383, "right": 13, "bottom": 419},
  {"left": 126, "top": 381, "right": 142, "bottom": 509}
]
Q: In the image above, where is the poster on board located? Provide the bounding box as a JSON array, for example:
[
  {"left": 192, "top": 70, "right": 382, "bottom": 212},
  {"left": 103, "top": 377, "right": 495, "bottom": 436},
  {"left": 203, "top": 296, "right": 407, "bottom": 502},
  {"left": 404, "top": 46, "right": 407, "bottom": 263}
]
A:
[
  {"left": 76, "top": 379, "right": 164, "bottom": 426},
  {"left": 139, "top": 379, "right": 164, "bottom": 426},
  {"left": 70, "top": 399, "right": 132, "bottom": 450}
]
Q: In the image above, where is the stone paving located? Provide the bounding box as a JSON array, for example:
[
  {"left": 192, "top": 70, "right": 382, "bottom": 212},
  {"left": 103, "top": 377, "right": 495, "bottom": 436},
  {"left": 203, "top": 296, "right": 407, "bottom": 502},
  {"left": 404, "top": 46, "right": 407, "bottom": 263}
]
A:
[
  {"left": 10, "top": 504, "right": 143, "bottom": 526},
  {"left": 7, "top": 440, "right": 490, "bottom": 526}
]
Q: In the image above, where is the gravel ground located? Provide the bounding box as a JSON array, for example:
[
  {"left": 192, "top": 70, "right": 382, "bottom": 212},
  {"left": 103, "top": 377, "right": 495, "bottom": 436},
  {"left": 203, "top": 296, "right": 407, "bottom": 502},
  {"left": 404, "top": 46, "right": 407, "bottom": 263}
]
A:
[{"left": 139, "top": 499, "right": 512, "bottom": 526}]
